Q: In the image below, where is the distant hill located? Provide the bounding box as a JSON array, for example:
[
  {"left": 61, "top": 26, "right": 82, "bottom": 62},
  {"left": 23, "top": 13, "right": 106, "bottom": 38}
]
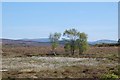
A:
[
  {"left": 1, "top": 38, "right": 118, "bottom": 46},
  {"left": 20, "top": 38, "right": 50, "bottom": 42},
  {"left": 89, "top": 39, "right": 117, "bottom": 45},
  {"left": 20, "top": 38, "right": 117, "bottom": 45},
  {"left": 1, "top": 39, "right": 51, "bottom": 46}
]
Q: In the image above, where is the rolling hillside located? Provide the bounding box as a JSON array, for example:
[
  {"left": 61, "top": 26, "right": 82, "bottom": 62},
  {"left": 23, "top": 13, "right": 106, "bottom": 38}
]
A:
[{"left": 1, "top": 38, "right": 118, "bottom": 46}]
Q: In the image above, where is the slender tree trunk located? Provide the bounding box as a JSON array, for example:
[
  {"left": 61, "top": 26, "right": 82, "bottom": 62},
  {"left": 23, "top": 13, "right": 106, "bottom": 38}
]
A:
[
  {"left": 71, "top": 45, "right": 74, "bottom": 55},
  {"left": 70, "top": 46, "right": 73, "bottom": 55},
  {"left": 72, "top": 42, "right": 75, "bottom": 55},
  {"left": 70, "top": 40, "right": 76, "bottom": 55},
  {"left": 72, "top": 48, "right": 74, "bottom": 55},
  {"left": 51, "top": 45, "right": 56, "bottom": 56},
  {"left": 79, "top": 48, "right": 81, "bottom": 55},
  {"left": 79, "top": 48, "right": 83, "bottom": 55},
  {"left": 53, "top": 48, "right": 57, "bottom": 56}
]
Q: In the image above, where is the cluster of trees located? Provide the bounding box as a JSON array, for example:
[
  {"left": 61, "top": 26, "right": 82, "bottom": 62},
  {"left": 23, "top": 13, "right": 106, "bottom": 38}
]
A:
[{"left": 49, "top": 28, "right": 88, "bottom": 56}]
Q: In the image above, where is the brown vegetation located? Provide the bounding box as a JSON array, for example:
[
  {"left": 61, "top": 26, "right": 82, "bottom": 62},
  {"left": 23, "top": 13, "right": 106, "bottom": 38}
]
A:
[
  {"left": 2, "top": 44, "right": 119, "bottom": 78},
  {"left": 2, "top": 44, "right": 118, "bottom": 58}
]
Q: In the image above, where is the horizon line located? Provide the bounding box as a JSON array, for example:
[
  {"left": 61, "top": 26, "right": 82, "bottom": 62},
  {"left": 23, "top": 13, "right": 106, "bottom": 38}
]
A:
[{"left": 0, "top": 37, "right": 118, "bottom": 42}]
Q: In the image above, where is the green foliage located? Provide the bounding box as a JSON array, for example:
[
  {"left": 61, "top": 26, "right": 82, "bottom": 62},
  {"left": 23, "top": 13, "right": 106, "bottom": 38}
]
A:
[
  {"left": 101, "top": 65, "right": 120, "bottom": 80},
  {"left": 63, "top": 28, "right": 78, "bottom": 55},
  {"left": 49, "top": 28, "right": 88, "bottom": 56},
  {"left": 110, "top": 65, "right": 120, "bottom": 77},
  {"left": 64, "top": 43, "right": 71, "bottom": 53},
  {"left": 63, "top": 28, "right": 88, "bottom": 55},
  {"left": 63, "top": 28, "right": 78, "bottom": 40},
  {"left": 49, "top": 32, "right": 61, "bottom": 54},
  {"left": 49, "top": 32, "right": 61, "bottom": 42},
  {"left": 76, "top": 32, "right": 88, "bottom": 54},
  {"left": 101, "top": 73, "right": 119, "bottom": 80},
  {"left": 51, "top": 42, "right": 58, "bottom": 51}
]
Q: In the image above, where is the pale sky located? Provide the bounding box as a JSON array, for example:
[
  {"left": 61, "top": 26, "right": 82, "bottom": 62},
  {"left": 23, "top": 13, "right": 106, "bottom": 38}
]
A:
[{"left": 2, "top": 2, "right": 118, "bottom": 41}]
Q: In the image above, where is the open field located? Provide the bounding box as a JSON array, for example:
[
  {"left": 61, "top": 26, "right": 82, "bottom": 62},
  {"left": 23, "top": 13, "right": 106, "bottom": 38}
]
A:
[
  {"left": 2, "top": 2, "right": 119, "bottom": 79},
  {"left": 2, "top": 45, "right": 119, "bottom": 78},
  {"left": 2, "top": 44, "right": 118, "bottom": 58},
  {"left": 2, "top": 56, "right": 118, "bottom": 78}
]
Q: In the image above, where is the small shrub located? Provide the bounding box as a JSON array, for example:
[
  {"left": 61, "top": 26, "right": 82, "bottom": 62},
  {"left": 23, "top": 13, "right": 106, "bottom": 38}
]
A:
[{"left": 101, "top": 73, "right": 119, "bottom": 80}]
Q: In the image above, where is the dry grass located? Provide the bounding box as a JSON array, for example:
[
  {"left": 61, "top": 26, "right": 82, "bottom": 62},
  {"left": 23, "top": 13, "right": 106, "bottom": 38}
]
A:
[
  {"left": 2, "top": 56, "right": 118, "bottom": 78},
  {"left": 2, "top": 45, "right": 118, "bottom": 58},
  {"left": 2, "top": 45, "right": 119, "bottom": 78}
]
